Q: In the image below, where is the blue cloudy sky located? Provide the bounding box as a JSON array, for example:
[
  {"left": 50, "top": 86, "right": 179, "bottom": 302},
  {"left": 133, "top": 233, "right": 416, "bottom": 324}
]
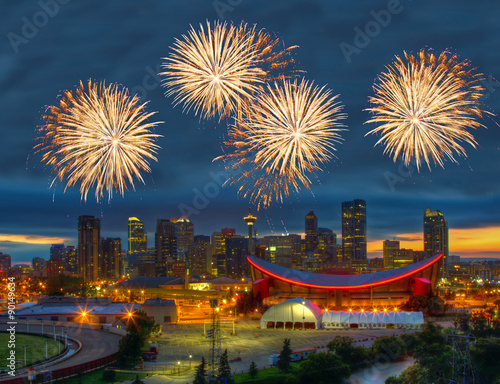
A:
[{"left": 1, "top": 0, "right": 499, "bottom": 263}]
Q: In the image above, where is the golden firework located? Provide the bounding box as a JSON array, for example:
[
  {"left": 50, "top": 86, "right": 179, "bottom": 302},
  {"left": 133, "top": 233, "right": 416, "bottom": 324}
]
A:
[
  {"left": 161, "top": 21, "right": 299, "bottom": 120},
  {"left": 216, "top": 79, "right": 346, "bottom": 209},
  {"left": 36, "top": 80, "right": 162, "bottom": 202},
  {"left": 365, "top": 50, "right": 488, "bottom": 170}
]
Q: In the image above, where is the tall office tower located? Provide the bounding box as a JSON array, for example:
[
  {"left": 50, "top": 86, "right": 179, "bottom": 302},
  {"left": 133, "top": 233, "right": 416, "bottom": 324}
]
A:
[
  {"left": 0, "top": 253, "right": 11, "bottom": 273},
  {"left": 32, "top": 257, "right": 46, "bottom": 273},
  {"left": 128, "top": 217, "right": 147, "bottom": 265},
  {"left": 288, "top": 234, "right": 303, "bottom": 265},
  {"left": 268, "top": 235, "right": 293, "bottom": 268},
  {"left": 424, "top": 208, "right": 449, "bottom": 275},
  {"left": 101, "top": 238, "right": 122, "bottom": 279},
  {"left": 188, "top": 236, "right": 210, "bottom": 276},
  {"left": 155, "top": 219, "right": 177, "bottom": 265},
  {"left": 342, "top": 199, "right": 367, "bottom": 263},
  {"left": 78, "top": 215, "right": 101, "bottom": 282},
  {"left": 393, "top": 248, "right": 414, "bottom": 269},
  {"left": 225, "top": 237, "right": 249, "bottom": 278},
  {"left": 50, "top": 244, "right": 66, "bottom": 265},
  {"left": 65, "top": 246, "right": 78, "bottom": 274},
  {"left": 317, "top": 228, "right": 337, "bottom": 261},
  {"left": 211, "top": 232, "right": 226, "bottom": 255},
  {"left": 46, "top": 256, "right": 64, "bottom": 277},
  {"left": 244, "top": 211, "right": 257, "bottom": 255},
  {"left": 305, "top": 211, "right": 318, "bottom": 252},
  {"left": 174, "top": 216, "right": 194, "bottom": 263},
  {"left": 383, "top": 240, "right": 400, "bottom": 269}
]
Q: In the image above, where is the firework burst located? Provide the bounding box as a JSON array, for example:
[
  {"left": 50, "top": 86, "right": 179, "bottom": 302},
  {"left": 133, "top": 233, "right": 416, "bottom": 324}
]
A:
[
  {"left": 216, "top": 79, "right": 346, "bottom": 209},
  {"left": 161, "top": 21, "right": 299, "bottom": 120},
  {"left": 365, "top": 50, "right": 488, "bottom": 170},
  {"left": 36, "top": 80, "right": 162, "bottom": 202}
]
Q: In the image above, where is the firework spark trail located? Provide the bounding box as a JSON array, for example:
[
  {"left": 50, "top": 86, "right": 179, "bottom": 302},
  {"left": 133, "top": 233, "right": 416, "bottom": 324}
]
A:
[
  {"left": 216, "top": 79, "right": 346, "bottom": 209},
  {"left": 160, "top": 20, "right": 300, "bottom": 121},
  {"left": 365, "top": 50, "right": 488, "bottom": 170},
  {"left": 35, "top": 80, "right": 162, "bottom": 202}
]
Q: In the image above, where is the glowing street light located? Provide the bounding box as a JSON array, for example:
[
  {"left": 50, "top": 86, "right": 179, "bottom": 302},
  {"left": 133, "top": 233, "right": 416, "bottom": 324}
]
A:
[
  {"left": 302, "top": 300, "right": 306, "bottom": 330},
  {"left": 189, "top": 354, "right": 192, "bottom": 369}
]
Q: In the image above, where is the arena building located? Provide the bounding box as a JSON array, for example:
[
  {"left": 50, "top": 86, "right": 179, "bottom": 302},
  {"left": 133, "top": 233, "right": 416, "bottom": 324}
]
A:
[{"left": 249, "top": 253, "right": 442, "bottom": 309}]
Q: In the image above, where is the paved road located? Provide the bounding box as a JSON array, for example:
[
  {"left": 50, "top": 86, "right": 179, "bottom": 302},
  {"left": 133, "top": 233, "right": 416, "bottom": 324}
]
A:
[{"left": 0, "top": 323, "right": 122, "bottom": 381}]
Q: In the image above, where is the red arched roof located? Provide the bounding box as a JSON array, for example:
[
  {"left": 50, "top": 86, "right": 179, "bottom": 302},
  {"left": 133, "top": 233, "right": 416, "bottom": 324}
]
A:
[{"left": 248, "top": 253, "right": 442, "bottom": 290}]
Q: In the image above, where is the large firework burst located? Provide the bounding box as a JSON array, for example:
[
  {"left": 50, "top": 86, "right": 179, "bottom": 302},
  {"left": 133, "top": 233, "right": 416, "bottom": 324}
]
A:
[
  {"left": 365, "top": 50, "right": 487, "bottom": 170},
  {"left": 216, "top": 79, "right": 346, "bottom": 209},
  {"left": 160, "top": 21, "right": 299, "bottom": 120},
  {"left": 36, "top": 80, "right": 162, "bottom": 202}
]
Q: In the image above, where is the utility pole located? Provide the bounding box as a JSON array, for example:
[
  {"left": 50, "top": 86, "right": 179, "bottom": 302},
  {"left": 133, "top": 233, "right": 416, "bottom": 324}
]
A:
[{"left": 208, "top": 299, "right": 221, "bottom": 383}]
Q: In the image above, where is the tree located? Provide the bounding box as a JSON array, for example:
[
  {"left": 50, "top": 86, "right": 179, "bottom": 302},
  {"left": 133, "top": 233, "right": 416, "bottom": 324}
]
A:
[
  {"left": 278, "top": 338, "right": 293, "bottom": 373},
  {"left": 117, "top": 331, "right": 143, "bottom": 367},
  {"left": 389, "top": 364, "right": 427, "bottom": 384},
  {"left": 372, "top": 336, "right": 406, "bottom": 362},
  {"left": 132, "top": 374, "right": 144, "bottom": 384},
  {"left": 126, "top": 310, "right": 160, "bottom": 342},
  {"left": 248, "top": 361, "right": 258, "bottom": 379},
  {"left": 470, "top": 339, "right": 500, "bottom": 383},
  {"left": 219, "top": 349, "right": 232, "bottom": 383},
  {"left": 327, "top": 336, "right": 370, "bottom": 369},
  {"left": 298, "top": 352, "right": 350, "bottom": 384},
  {"left": 193, "top": 357, "right": 207, "bottom": 384}
]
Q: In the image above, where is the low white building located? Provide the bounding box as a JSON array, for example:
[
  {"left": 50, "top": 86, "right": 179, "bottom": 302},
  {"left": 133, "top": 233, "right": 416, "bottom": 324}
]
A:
[{"left": 260, "top": 298, "right": 323, "bottom": 329}]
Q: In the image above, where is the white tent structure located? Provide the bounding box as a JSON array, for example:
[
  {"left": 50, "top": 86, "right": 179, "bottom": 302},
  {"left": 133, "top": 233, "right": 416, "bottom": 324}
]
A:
[
  {"left": 321, "top": 311, "right": 424, "bottom": 330},
  {"left": 261, "top": 298, "right": 323, "bottom": 329}
]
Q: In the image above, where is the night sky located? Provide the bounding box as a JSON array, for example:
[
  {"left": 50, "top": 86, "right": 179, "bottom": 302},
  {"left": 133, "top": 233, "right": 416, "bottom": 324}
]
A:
[{"left": 1, "top": 0, "right": 499, "bottom": 264}]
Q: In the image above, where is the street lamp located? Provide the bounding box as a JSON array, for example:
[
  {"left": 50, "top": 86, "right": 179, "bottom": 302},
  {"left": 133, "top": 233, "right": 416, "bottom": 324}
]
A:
[
  {"left": 189, "top": 355, "right": 192, "bottom": 369},
  {"left": 177, "top": 361, "right": 181, "bottom": 375},
  {"left": 45, "top": 340, "right": 48, "bottom": 359}
]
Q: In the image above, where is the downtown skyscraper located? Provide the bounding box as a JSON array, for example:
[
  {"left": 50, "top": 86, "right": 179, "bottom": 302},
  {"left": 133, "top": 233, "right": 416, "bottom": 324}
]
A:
[
  {"left": 128, "top": 217, "right": 147, "bottom": 265},
  {"left": 341, "top": 199, "right": 367, "bottom": 264},
  {"left": 78, "top": 215, "right": 100, "bottom": 282},
  {"left": 424, "top": 208, "right": 449, "bottom": 275}
]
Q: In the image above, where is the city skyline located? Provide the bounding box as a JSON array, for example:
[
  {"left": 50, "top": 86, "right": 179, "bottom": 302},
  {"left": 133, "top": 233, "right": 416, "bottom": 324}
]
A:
[{"left": 1, "top": 1, "right": 499, "bottom": 264}]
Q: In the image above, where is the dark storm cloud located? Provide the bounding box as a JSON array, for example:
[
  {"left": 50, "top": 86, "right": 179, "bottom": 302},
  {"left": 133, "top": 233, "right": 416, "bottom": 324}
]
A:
[{"left": 0, "top": 0, "right": 499, "bottom": 262}]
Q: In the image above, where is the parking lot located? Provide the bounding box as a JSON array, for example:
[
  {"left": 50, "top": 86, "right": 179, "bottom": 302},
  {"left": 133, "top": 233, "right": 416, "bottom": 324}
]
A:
[{"left": 149, "top": 319, "right": 414, "bottom": 373}]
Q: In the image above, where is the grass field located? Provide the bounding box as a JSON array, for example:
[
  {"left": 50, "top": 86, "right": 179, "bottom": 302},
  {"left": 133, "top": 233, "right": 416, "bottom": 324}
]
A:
[{"left": 0, "top": 333, "right": 62, "bottom": 368}]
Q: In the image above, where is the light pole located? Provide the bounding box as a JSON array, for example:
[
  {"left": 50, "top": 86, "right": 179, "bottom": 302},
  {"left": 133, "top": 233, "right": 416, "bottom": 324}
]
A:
[
  {"left": 177, "top": 361, "right": 180, "bottom": 375},
  {"left": 45, "top": 340, "right": 48, "bottom": 359},
  {"left": 189, "top": 354, "right": 192, "bottom": 369},
  {"left": 302, "top": 300, "right": 305, "bottom": 330},
  {"left": 23, "top": 345, "right": 28, "bottom": 367}
]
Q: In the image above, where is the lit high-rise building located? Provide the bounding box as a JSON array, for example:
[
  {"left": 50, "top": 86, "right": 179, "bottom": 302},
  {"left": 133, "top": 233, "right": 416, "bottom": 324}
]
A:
[
  {"left": 317, "top": 228, "right": 337, "bottom": 261},
  {"left": 32, "top": 257, "right": 46, "bottom": 273},
  {"left": 188, "top": 236, "right": 210, "bottom": 276},
  {"left": 0, "top": 253, "right": 11, "bottom": 273},
  {"left": 174, "top": 216, "right": 194, "bottom": 263},
  {"left": 305, "top": 211, "right": 318, "bottom": 253},
  {"left": 128, "top": 217, "right": 147, "bottom": 264},
  {"left": 225, "top": 237, "right": 249, "bottom": 278},
  {"left": 65, "top": 246, "right": 78, "bottom": 274},
  {"left": 78, "top": 215, "right": 100, "bottom": 282},
  {"left": 383, "top": 240, "right": 400, "bottom": 269},
  {"left": 155, "top": 219, "right": 177, "bottom": 274},
  {"left": 101, "top": 237, "right": 122, "bottom": 279},
  {"left": 424, "top": 208, "right": 449, "bottom": 275},
  {"left": 342, "top": 199, "right": 367, "bottom": 263}
]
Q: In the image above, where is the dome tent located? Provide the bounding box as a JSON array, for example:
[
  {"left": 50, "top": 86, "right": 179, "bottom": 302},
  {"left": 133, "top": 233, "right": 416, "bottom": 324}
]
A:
[{"left": 260, "top": 298, "right": 323, "bottom": 329}]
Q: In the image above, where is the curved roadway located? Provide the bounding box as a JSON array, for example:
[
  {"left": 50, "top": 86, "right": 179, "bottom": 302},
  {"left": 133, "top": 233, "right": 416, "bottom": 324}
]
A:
[{"left": 0, "top": 323, "right": 122, "bottom": 382}]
